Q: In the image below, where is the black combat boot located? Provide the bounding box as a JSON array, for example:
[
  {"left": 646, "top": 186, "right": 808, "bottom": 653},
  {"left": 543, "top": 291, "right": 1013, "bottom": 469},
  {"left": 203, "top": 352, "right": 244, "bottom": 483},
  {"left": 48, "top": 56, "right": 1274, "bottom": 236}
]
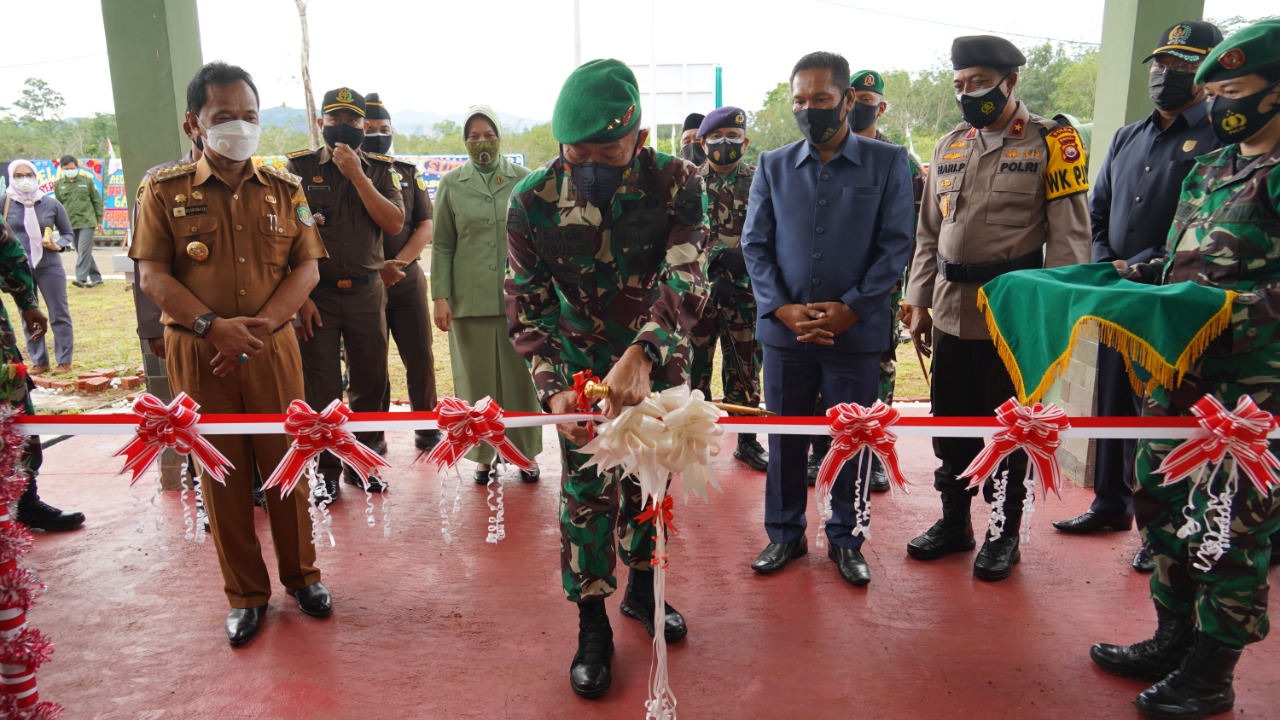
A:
[
  {"left": 619, "top": 567, "right": 687, "bottom": 642},
  {"left": 1091, "top": 603, "right": 1193, "bottom": 681},
  {"left": 868, "top": 456, "right": 890, "bottom": 493},
  {"left": 906, "top": 491, "right": 975, "bottom": 560},
  {"left": 15, "top": 478, "right": 84, "bottom": 532},
  {"left": 1134, "top": 631, "right": 1241, "bottom": 719},
  {"left": 570, "top": 600, "right": 614, "bottom": 699},
  {"left": 806, "top": 436, "right": 831, "bottom": 487},
  {"left": 973, "top": 505, "right": 1022, "bottom": 582},
  {"left": 733, "top": 434, "right": 769, "bottom": 471}
]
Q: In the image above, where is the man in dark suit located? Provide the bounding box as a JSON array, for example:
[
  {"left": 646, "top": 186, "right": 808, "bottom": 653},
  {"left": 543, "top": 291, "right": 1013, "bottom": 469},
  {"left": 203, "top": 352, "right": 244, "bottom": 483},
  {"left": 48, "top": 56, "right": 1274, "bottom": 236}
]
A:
[{"left": 742, "top": 51, "right": 915, "bottom": 587}]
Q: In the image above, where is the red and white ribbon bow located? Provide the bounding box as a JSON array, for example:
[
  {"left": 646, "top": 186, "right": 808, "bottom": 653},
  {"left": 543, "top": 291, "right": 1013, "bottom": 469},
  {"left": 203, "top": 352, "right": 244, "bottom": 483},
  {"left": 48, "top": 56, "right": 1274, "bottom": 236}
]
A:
[
  {"left": 115, "top": 392, "right": 232, "bottom": 485},
  {"left": 814, "top": 401, "right": 908, "bottom": 495},
  {"left": 419, "top": 396, "right": 536, "bottom": 472},
  {"left": 961, "top": 398, "right": 1070, "bottom": 498},
  {"left": 1158, "top": 395, "right": 1280, "bottom": 493},
  {"left": 264, "top": 399, "right": 392, "bottom": 495}
]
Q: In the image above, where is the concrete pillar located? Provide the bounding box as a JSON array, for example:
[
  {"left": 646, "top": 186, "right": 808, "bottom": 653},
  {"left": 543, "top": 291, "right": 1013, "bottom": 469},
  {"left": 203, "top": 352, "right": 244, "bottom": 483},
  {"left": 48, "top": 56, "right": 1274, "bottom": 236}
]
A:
[{"left": 101, "top": 0, "right": 202, "bottom": 490}]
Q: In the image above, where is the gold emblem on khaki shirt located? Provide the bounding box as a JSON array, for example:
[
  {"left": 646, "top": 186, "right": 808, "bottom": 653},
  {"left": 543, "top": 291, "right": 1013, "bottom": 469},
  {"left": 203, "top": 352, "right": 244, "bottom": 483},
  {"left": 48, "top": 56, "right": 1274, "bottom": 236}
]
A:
[
  {"left": 939, "top": 195, "right": 951, "bottom": 218},
  {"left": 265, "top": 194, "right": 277, "bottom": 204},
  {"left": 313, "top": 175, "right": 324, "bottom": 183},
  {"left": 174, "top": 193, "right": 187, "bottom": 203},
  {"left": 191, "top": 190, "right": 203, "bottom": 201},
  {"left": 186, "top": 241, "right": 210, "bottom": 262}
]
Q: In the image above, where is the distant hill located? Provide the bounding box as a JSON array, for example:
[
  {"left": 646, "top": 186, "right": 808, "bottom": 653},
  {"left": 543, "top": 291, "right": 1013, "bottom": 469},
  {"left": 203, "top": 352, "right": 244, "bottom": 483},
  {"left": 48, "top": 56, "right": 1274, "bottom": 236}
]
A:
[{"left": 260, "top": 105, "right": 543, "bottom": 135}]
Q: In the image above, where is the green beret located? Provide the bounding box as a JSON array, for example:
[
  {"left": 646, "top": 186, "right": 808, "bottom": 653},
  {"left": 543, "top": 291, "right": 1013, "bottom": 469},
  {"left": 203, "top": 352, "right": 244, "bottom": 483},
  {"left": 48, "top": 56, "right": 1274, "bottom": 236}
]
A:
[
  {"left": 553, "top": 59, "right": 642, "bottom": 144},
  {"left": 951, "top": 35, "right": 1026, "bottom": 71},
  {"left": 1196, "top": 19, "right": 1280, "bottom": 85},
  {"left": 850, "top": 70, "right": 884, "bottom": 94}
]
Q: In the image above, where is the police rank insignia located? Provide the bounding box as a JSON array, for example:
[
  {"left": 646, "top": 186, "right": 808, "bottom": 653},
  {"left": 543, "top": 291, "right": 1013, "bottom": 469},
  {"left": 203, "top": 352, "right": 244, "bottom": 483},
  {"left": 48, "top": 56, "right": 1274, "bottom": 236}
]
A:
[
  {"left": 941, "top": 179, "right": 953, "bottom": 188},
  {"left": 949, "top": 141, "right": 966, "bottom": 149},
  {"left": 191, "top": 191, "right": 203, "bottom": 201},
  {"left": 186, "top": 241, "right": 209, "bottom": 262},
  {"left": 1004, "top": 149, "right": 1020, "bottom": 159},
  {"left": 297, "top": 205, "right": 315, "bottom": 227},
  {"left": 1010, "top": 118, "right": 1026, "bottom": 138},
  {"left": 174, "top": 193, "right": 187, "bottom": 203},
  {"left": 942, "top": 153, "right": 964, "bottom": 161}
]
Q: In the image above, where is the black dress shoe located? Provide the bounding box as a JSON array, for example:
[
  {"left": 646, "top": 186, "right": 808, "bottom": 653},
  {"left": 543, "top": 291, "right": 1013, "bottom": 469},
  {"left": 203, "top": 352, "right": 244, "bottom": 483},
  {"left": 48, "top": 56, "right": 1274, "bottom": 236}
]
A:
[
  {"left": 973, "top": 533, "right": 1021, "bottom": 582},
  {"left": 571, "top": 602, "right": 613, "bottom": 699},
  {"left": 828, "top": 545, "right": 871, "bottom": 587},
  {"left": 751, "top": 537, "right": 808, "bottom": 574},
  {"left": 1133, "top": 545, "right": 1156, "bottom": 574},
  {"left": 344, "top": 467, "right": 386, "bottom": 492},
  {"left": 71, "top": 279, "right": 87, "bottom": 289},
  {"left": 474, "top": 467, "right": 493, "bottom": 485},
  {"left": 733, "top": 434, "right": 769, "bottom": 471},
  {"left": 16, "top": 498, "right": 85, "bottom": 532},
  {"left": 868, "top": 458, "right": 890, "bottom": 493},
  {"left": 226, "top": 606, "right": 265, "bottom": 647},
  {"left": 415, "top": 430, "right": 442, "bottom": 452},
  {"left": 1052, "top": 510, "right": 1132, "bottom": 534},
  {"left": 287, "top": 582, "right": 332, "bottom": 617},
  {"left": 520, "top": 468, "right": 540, "bottom": 483}
]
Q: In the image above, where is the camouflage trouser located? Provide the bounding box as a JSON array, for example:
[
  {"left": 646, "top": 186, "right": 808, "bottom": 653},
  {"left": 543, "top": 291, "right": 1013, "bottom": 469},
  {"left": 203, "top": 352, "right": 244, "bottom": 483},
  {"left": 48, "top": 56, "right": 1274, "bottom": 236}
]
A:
[
  {"left": 877, "top": 273, "right": 905, "bottom": 404},
  {"left": 559, "top": 434, "right": 657, "bottom": 603},
  {"left": 1134, "top": 374, "right": 1280, "bottom": 647},
  {"left": 688, "top": 291, "right": 761, "bottom": 408}
]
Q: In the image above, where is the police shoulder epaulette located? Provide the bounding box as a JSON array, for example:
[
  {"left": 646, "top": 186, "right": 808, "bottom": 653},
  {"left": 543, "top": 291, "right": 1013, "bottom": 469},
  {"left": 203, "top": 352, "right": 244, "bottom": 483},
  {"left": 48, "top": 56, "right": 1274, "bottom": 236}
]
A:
[
  {"left": 366, "top": 153, "right": 394, "bottom": 163},
  {"left": 150, "top": 163, "right": 196, "bottom": 183},
  {"left": 285, "top": 148, "right": 314, "bottom": 159},
  {"left": 259, "top": 163, "right": 302, "bottom": 186}
]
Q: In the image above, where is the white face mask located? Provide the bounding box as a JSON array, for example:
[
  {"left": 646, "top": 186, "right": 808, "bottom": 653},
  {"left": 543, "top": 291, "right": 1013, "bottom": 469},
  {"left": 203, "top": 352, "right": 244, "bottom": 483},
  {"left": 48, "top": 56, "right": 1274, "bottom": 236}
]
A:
[
  {"left": 13, "top": 178, "right": 38, "bottom": 194},
  {"left": 203, "top": 119, "right": 261, "bottom": 162}
]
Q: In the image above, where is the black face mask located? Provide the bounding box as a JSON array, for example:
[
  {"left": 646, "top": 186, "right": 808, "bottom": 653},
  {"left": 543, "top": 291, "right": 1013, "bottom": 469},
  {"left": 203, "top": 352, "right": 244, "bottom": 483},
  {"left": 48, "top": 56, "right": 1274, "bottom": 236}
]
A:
[
  {"left": 705, "top": 138, "right": 744, "bottom": 166},
  {"left": 957, "top": 77, "right": 1010, "bottom": 129},
  {"left": 361, "top": 132, "right": 392, "bottom": 154},
  {"left": 323, "top": 124, "right": 365, "bottom": 150},
  {"left": 1208, "top": 80, "right": 1280, "bottom": 145},
  {"left": 680, "top": 142, "right": 707, "bottom": 166},
  {"left": 849, "top": 102, "right": 880, "bottom": 132},
  {"left": 1148, "top": 69, "right": 1198, "bottom": 111},
  {"left": 794, "top": 102, "right": 848, "bottom": 145},
  {"left": 193, "top": 135, "right": 204, "bottom": 151},
  {"left": 564, "top": 141, "right": 639, "bottom": 208}
]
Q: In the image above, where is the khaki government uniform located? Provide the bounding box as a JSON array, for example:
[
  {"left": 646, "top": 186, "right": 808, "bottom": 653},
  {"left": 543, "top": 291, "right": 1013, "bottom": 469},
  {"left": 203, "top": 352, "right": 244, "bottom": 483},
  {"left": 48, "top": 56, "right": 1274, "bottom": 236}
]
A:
[
  {"left": 130, "top": 155, "right": 329, "bottom": 608},
  {"left": 285, "top": 146, "right": 403, "bottom": 468}
]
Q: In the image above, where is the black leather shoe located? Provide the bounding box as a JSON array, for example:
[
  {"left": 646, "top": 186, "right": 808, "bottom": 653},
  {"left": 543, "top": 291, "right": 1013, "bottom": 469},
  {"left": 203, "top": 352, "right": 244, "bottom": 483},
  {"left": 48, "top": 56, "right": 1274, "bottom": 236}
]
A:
[
  {"left": 1133, "top": 545, "right": 1156, "bottom": 574},
  {"left": 907, "top": 493, "right": 975, "bottom": 561},
  {"left": 571, "top": 602, "right": 613, "bottom": 699},
  {"left": 520, "top": 467, "right": 540, "bottom": 483},
  {"left": 751, "top": 537, "right": 808, "bottom": 574},
  {"left": 973, "top": 532, "right": 1021, "bottom": 581},
  {"left": 733, "top": 434, "right": 769, "bottom": 471},
  {"left": 344, "top": 467, "right": 385, "bottom": 493},
  {"left": 474, "top": 467, "right": 493, "bottom": 485},
  {"left": 1091, "top": 604, "right": 1192, "bottom": 682},
  {"left": 1134, "top": 632, "right": 1240, "bottom": 720},
  {"left": 226, "top": 606, "right": 265, "bottom": 647},
  {"left": 828, "top": 545, "right": 870, "bottom": 587},
  {"left": 1052, "top": 510, "right": 1132, "bottom": 534},
  {"left": 868, "top": 458, "right": 890, "bottom": 493},
  {"left": 415, "top": 430, "right": 442, "bottom": 452},
  {"left": 287, "top": 582, "right": 332, "bottom": 617},
  {"left": 16, "top": 498, "right": 86, "bottom": 532}
]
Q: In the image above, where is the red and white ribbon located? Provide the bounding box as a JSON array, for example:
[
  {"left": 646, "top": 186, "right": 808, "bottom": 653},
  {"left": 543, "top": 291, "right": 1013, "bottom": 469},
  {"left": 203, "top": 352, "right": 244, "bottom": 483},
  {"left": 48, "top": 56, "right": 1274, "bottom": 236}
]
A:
[
  {"left": 1157, "top": 395, "right": 1280, "bottom": 573},
  {"left": 813, "top": 401, "right": 907, "bottom": 546},
  {"left": 114, "top": 393, "right": 232, "bottom": 485},
  {"left": 264, "top": 399, "right": 392, "bottom": 496},
  {"left": 419, "top": 397, "right": 536, "bottom": 472}
]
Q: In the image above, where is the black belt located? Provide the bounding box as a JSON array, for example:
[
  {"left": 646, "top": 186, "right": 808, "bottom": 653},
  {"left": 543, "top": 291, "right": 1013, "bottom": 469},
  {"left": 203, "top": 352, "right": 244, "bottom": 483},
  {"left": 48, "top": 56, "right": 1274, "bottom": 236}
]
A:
[
  {"left": 317, "top": 270, "right": 379, "bottom": 290},
  {"left": 936, "top": 250, "right": 1042, "bottom": 285}
]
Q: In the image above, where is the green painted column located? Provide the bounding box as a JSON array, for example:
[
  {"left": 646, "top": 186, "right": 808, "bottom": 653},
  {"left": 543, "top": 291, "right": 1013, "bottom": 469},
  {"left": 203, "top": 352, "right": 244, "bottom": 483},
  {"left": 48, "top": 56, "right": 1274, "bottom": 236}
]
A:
[
  {"left": 1091, "top": 0, "right": 1205, "bottom": 182},
  {"left": 100, "top": 0, "right": 203, "bottom": 196}
]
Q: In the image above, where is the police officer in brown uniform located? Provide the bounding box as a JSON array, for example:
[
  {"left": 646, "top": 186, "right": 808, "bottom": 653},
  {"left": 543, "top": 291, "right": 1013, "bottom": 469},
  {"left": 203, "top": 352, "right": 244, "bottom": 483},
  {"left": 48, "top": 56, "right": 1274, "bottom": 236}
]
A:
[
  {"left": 361, "top": 93, "right": 441, "bottom": 452},
  {"left": 903, "top": 36, "right": 1091, "bottom": 582},
  {"left": 286, "top": 88, "right": 404, "bottom": 496},
  {"left": 131, "top": 62, "right": 332, "bottom": 647}
]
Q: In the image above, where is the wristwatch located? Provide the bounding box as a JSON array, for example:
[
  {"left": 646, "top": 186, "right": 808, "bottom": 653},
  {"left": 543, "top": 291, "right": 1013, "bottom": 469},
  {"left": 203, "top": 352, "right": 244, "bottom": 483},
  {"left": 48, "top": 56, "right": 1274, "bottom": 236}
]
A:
[
  {"left": 192, "top": 312, "right": 218, "bottom": 339},
  {"left": 635, "top": 341, "right": 661, "bottom": 366}
]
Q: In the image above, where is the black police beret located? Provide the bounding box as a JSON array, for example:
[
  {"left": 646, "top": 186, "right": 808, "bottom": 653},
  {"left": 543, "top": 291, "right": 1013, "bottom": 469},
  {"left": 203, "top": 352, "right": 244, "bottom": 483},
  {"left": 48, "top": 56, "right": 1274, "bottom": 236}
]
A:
[{"left": 951, "top": 35, "right": 1027, "bottom": 71}]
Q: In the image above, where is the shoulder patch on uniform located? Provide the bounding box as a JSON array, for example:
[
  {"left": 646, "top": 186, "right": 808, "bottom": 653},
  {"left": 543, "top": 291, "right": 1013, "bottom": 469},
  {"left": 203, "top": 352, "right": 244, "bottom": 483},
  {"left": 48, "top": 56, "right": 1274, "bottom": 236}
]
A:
[
  {"left": 1043, "top": 126, "right": 1089, "bottom": 200},
  {"left": 150, "top": 163, "right": 196, "bottom": 183},
  {"left": 366, "top": 153, "right": 394, "bottom": 163},
  {"left": 285, "top": 148, "right": 314, "bottom": 159},
  {"left": 260, "top": 163, "right": 302, "bottom": 187}
]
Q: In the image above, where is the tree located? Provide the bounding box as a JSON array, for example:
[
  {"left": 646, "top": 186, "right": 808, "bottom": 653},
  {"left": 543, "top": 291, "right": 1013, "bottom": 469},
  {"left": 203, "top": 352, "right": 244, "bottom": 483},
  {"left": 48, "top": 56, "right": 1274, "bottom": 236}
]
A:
[
  {"left": 13, "top": 78, "right": 65, "bottom": 123},
  {"left": 744, "top": 82, "right": 800, "bottom": 163},
  {"left": 294, "top": 0, "right": 320, "bottom": 149}
]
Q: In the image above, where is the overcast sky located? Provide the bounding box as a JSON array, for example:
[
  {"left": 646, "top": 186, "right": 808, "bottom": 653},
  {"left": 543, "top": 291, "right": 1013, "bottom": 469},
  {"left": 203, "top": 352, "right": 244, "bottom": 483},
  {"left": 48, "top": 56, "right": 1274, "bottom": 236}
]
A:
[{"left": 1, "top": 0, "right": 1273, "bottom": 124}]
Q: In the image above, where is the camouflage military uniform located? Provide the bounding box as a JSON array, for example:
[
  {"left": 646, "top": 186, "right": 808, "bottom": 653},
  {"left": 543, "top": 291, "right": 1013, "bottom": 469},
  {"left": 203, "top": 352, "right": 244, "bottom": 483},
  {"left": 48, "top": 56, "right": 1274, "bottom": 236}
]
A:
[
  {"left": 688, "top": 161, "right": 760, "bottom": 408},
  {"left": 1129, "top": 142, "right": 1280, "bottom": 648},
  {"left": 505, "top": 147, "right": 708, "bottom": 602}
]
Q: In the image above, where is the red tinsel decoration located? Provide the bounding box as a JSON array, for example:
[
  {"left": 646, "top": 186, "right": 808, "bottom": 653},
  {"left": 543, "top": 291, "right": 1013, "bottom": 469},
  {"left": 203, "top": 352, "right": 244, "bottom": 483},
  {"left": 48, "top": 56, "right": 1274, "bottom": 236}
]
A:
[
  {"left": 0, "top": 627, "right": 54, "bottom": 670},
  {"left": 0, "top": 525, "right": 33, "bottom": 566},
  {"left": 0, "top": 568, "right": 44, "bottom": 611},
  {"left": 0, "top": 694, "right": 64, "bottom": 720}
]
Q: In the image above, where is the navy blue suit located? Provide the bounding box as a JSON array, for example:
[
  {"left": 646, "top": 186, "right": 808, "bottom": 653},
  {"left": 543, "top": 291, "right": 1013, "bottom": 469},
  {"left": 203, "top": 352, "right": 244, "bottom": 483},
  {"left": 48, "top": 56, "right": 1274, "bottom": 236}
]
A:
[{"left": 742, "top": 131, "right": 914, "bottom": 549}]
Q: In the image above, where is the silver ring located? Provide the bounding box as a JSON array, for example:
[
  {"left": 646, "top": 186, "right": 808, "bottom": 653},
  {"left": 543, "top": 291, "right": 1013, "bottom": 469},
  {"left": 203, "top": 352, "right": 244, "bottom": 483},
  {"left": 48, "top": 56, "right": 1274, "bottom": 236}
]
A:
[{"left": 238, "top": 353, "right": 249, "bottom": 363}]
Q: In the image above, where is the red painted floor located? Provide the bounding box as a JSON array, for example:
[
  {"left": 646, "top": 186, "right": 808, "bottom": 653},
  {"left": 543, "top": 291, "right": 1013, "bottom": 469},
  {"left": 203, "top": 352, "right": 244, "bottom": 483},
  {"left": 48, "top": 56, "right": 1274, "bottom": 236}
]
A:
[{"left": 21, "top": 410, "right": 1280, "bottom": 719}]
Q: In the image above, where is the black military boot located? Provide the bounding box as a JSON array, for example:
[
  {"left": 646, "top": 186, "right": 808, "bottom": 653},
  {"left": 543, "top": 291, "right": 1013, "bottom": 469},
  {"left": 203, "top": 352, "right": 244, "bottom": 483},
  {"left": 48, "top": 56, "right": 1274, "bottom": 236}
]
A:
[
  {"left": 906, "top": 492, "right": 975, "bottom": 560},
  {"left": 1091, "top": 603, "right": 1193, "bottom": 681},
  {"left": 16, "top": 478, "right": 84, "bottom": 532},
  {"left": 973, "top": 506, "right": 1022, "bottom": 582},
  {"left": 868, "top": 456, "right": 890, "bottom": 493},
  {"left": 570, "top": 600, "right": 614, "bottom": 699},
  {"left": 733, "top": 434, "right": 769, "bottom": 471},
  {"left": 1134, "top": 631, "right": 1241, "bottom": 719},
  {"left": 619, "top": 567, "right": 687, "bottom": 642}
]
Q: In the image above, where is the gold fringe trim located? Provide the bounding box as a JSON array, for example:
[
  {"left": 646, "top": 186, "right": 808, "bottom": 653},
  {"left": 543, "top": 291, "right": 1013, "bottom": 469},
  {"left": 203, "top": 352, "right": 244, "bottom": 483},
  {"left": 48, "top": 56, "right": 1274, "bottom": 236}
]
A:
[{"left": 976, "top": 288, "right": 1237, "bottom": 405}]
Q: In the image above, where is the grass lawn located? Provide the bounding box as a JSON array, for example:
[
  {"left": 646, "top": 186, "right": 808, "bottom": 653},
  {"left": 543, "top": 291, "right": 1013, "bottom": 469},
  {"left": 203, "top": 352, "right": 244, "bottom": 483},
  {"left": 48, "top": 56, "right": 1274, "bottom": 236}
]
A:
[{"left": 1, "top": 277, "right": 930, "bottom": 411}]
